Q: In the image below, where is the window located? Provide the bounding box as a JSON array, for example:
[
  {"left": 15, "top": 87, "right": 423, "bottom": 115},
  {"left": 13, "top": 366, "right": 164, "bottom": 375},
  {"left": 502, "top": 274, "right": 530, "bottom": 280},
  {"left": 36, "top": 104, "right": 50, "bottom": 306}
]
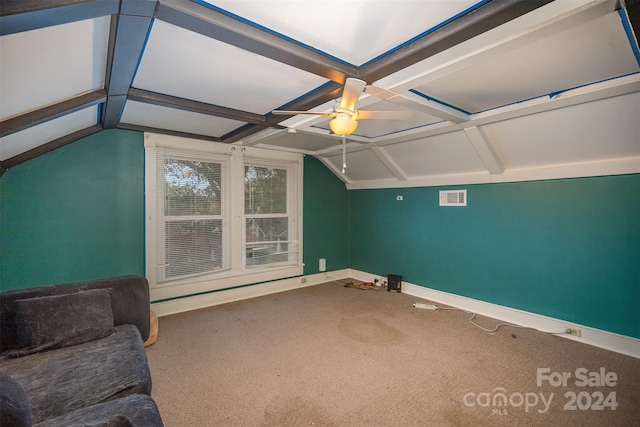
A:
[
  {"left": 145, "top": 133, "right": 303, "bottom": 301},
  {"left": 159, "top": 154, "right": 229, "bottom": 281},
  {"left": 244, "top": 164, "right": 297, "bottom": 268}
]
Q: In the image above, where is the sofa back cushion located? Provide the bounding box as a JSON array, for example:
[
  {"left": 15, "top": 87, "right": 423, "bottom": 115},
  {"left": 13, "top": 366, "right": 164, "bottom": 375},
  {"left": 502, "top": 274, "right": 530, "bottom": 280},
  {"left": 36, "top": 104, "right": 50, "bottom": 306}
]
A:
[
  {"left": 0, "top": 371, "right": 32, "bottom": 427},
  {"left": 0, "top": 276, "right": 151, "bottom": 353},
  {"left": 10, "top": 289, "right": 114, "bottom": 357}
]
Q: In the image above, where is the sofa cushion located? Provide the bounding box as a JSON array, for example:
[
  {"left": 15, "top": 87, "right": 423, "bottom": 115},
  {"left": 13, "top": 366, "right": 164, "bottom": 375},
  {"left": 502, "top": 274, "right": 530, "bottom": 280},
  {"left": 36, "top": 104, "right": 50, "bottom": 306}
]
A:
[
  {"left": 33, "top": 394, "right": 163, "bottom": 427},
  {"left": 0, "top": 276, "right": 151, "bottom": 354},
  {"left": 11, "top": 289, "right": 114, "bottom": 357},
  {"left": 0, "top": 370, "right": 32, "bottom": 427},
  {"left": 0, "top": 325, "right": 151, "bottom": 424}
]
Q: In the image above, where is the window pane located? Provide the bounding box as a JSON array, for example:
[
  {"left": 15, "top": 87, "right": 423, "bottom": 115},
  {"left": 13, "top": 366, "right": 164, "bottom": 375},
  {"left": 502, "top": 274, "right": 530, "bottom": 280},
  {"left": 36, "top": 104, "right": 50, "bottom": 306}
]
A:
[
  {"left": 246, "top": 217, "right": 287, "bottom": 243},
  {"left": 244, "top": 166, "right": 287, "bottom": 214},
  {"left": 165, "top": 219, "right": 223, "bottom": 278},
  {"left": 245, "top": 217, "right": 289, "bottom": 266},
  {"left": 246, "top": 242, "right": 295, "bottom": 266},
  {"left": 165, "top": 159, "right": 222, "bottom": 216}
]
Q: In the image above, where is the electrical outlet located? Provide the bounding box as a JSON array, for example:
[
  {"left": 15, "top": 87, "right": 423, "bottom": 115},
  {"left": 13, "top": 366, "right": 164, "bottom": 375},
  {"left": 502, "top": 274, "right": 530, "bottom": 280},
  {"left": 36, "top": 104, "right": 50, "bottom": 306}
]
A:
[{"left": 565, "top": 327, "right": 582, "bottom": 337}]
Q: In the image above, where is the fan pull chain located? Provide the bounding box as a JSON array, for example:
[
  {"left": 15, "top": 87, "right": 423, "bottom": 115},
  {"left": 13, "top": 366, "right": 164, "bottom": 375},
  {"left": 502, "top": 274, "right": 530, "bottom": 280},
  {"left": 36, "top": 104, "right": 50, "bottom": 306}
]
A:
[{"left": 342, "top": 135, "right": 347, "bottom": 174}]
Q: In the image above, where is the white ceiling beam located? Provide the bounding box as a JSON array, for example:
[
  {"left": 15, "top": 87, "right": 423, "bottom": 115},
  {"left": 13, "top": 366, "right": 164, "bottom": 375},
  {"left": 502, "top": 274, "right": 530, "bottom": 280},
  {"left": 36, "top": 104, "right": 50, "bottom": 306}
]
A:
[
  {"left": 253, "top": 143, "right": 315, "bottom": 156},
  {"left": 264, "top": 0, "right": 628, "bottom": 157},
  {"left": 367, "top": 143, "right": 408, "bottom": 181},
  {"left": 463, "top": 126, "right": 505, "bottom": 175},
  {"left": 375, "top": 73, "right": 640, "bottom": 146},
  {"left": 469, "top": 73, "right": 640, "bottom": 127},
  {"left": 373, "top": 0, "right": 617, "bottom": 103},
  {"left": 344, "top": 155, "right": 640, "bottom": 190},
  {"left": 386, "top": 90, "right": 469, "bottom": 124},
  {"left": 316, "top": 156, "right": 350, "bottom": 184},
  {"left": 371, "top": 121, "right": 461, "bottom": 146},
  {"left": 500, "top": 156, "right": 640, "bottom": 183},
  {"left": 345, "top": 171, "right": 494, "bottom": 191},
  {"left": 366, "top": 82, "right": 469, "bottom": 123},
  {"left": 237, "top": 128, "right": 284, "bottom": 147},
  {"left": 271, "top": 71, "right": 638, "bottom": 177}
]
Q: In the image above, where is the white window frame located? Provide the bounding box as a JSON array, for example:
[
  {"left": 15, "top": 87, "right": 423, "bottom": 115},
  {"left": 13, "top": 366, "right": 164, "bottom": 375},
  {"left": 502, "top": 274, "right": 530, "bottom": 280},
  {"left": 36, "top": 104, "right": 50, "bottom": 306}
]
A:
[
  {"left": 145, "top": 133, "right": 303, "bottom": 301},
  {"left": 157, "top": 150, "right": 231, "bottom": 282},
  {"left": 243, "top": 159, "right": 299, "bottom": 271}
]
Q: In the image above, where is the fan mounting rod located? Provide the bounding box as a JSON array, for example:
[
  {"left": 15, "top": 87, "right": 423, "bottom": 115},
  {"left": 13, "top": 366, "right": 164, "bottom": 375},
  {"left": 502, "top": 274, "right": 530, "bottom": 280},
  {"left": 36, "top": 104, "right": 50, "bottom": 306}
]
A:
[{"left": 334, "top": 106, "right": 358, "bottom": 119}]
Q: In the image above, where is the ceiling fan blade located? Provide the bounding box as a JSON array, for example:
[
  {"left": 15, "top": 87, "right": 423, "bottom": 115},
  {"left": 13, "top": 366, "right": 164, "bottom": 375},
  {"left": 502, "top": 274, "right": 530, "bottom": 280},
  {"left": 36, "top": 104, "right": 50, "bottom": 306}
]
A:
[
  {"left": 272, "top": 110, "right": 333, "bottom": 116},
  {"left": 337, "top": 78, "right": 366, "bottom": 112},
  {"left": 357, "top": 110, "right": 413, "bottom": 120}
]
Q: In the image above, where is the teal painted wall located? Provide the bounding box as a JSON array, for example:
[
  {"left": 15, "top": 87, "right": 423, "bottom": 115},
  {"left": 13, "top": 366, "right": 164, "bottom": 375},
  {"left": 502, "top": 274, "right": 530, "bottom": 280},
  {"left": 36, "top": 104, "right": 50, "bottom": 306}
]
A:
[
  {"left": 303, "top": 156, "right": 349, "bottom": 275},
  {"left": 0, "top": 131, "right": 350, "bottom": 291},
  {"left": 349, "top": 175, "right": 640, "bottom": 338},
  {"left": 0, "top": 129, "right": 145, "bottom": 290},
  {"left": 2, "top": 128, "right": 638, "bottom": 339}
]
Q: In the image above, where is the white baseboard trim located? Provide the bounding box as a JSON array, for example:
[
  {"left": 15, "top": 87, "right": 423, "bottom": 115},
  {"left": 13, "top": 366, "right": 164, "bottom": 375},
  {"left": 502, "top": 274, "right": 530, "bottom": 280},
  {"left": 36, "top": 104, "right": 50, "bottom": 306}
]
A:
[
  {"left": 151, "top": 269, "right": 351, "bottom": 317},
  {"left": 151, "top": 268, "right": 639, "bottom": 358},
  {"left": 348, "top": 269, "right": 640, "bottom": 359}
]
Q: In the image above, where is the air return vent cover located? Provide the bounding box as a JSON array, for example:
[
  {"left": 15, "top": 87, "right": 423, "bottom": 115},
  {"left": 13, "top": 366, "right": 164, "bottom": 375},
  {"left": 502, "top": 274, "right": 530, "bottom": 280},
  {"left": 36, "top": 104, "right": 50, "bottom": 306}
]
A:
[{"left": 439, "top": 190, "right": 467, "bottom": 206}]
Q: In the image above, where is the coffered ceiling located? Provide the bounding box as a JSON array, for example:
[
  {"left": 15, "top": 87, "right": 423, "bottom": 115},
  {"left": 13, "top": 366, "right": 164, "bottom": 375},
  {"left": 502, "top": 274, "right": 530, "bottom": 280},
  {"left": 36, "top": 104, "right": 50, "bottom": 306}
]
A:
[{"left": 1, "top": 0, "right": 639, "bottom": 188}]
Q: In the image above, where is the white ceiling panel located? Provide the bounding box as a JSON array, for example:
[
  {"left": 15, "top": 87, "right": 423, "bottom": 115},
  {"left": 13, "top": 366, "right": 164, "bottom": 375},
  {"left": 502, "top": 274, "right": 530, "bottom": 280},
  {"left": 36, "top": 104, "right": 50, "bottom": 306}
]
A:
[
  {"left": 485, "top": 92, "right": 640, "bottom": 169},
  {"left": 324, "top": 147, "right": 397, "bottom": 182},
  {"left": 383, "top": 131, "right": 487, "bottom": 177},
  {"left": 0, "top": 107, "right": 99, "bottom": 161},
  {"left": 0, "top": 17, "right": 110, "bottom": 119},
  {"left": 121, "top": 100, "right": 245, "bottom": 137},
  {"left": 413, "top": 11, "right": 640, "bottom": 113},
  {"left": 205, "top": 0, "right": 482, "bottom": 66},
  {"left": 133, "top": 20, "right": 328, "bottom": 114}
]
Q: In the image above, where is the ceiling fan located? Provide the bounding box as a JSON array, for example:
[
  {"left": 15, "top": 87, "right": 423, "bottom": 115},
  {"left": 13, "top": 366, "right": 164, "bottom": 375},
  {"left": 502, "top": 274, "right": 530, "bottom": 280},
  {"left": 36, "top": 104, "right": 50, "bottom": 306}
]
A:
[
  {"left": 272, "top": 78, "right": 413, "bottom": 174},
  {"left": 272, "top": 77, "right": 413, "bottom": 136}
]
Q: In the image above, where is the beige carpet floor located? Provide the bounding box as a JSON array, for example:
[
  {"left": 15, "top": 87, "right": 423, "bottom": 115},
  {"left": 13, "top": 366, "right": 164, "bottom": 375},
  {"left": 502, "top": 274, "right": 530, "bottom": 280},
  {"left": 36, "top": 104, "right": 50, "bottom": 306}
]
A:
[{"left": 145, "top": 281, "right": 640, "bottom": 426}]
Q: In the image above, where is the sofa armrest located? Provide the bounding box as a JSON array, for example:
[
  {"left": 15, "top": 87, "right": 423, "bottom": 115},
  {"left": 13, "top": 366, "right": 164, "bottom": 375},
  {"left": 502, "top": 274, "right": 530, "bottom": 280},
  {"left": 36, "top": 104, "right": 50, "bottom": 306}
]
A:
[{"left": 0, "top": 276, "right": 150, "bottom": 352}]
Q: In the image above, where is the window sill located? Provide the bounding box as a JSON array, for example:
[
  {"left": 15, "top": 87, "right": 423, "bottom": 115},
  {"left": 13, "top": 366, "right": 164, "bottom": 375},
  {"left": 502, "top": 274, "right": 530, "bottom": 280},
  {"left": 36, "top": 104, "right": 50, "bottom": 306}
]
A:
[{"left": 149, "top": 264, "right": 304, "bottom": 301}]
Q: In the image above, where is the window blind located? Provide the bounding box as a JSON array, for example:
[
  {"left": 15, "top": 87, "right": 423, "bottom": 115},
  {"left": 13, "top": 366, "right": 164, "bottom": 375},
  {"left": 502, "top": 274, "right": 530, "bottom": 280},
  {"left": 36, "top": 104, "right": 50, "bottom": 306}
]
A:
[{"left": 156, "top": 148, "right": 230, "bottom": 281}]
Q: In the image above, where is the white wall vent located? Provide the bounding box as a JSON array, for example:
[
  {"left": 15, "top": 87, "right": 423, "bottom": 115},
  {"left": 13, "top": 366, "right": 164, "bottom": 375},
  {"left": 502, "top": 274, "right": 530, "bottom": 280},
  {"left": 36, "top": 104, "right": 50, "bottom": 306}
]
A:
[{"left": 439, "top": 190, "right": 467, "bottom": 206}]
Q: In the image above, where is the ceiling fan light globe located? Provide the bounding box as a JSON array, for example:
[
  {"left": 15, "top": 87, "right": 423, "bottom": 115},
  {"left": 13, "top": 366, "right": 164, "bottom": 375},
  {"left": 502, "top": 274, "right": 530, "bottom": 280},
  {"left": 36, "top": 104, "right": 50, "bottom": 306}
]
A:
[{"left": 329, "top": 114, "right": 358, "bottom": 135}]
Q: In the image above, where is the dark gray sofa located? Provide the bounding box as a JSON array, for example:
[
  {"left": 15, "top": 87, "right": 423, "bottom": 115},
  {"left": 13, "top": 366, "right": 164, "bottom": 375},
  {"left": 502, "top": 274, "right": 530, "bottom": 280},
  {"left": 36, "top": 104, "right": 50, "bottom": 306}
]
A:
[{"left": 0, "top": 276, "right": 163, "bottom": 426}]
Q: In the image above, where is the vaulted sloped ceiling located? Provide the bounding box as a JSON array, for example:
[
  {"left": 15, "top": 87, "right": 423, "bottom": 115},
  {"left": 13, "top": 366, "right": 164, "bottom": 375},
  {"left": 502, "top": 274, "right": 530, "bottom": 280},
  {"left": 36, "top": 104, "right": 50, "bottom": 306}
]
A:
[{"left": 1, "top": 0, "right": 639, "bottom": 188}]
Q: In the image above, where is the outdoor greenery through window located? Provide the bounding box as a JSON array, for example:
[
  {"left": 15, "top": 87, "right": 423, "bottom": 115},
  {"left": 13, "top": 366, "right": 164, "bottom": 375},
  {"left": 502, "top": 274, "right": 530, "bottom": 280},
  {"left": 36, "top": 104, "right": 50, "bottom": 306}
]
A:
[
  {"left": 244, "top": 165, "right": 294, "bottom": 267},
  {"left": 161, "top": 157, "right": 227, "bottom": 280},
  {"left": 146, "top": 134, "right": 303, "bottom": 296}
]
